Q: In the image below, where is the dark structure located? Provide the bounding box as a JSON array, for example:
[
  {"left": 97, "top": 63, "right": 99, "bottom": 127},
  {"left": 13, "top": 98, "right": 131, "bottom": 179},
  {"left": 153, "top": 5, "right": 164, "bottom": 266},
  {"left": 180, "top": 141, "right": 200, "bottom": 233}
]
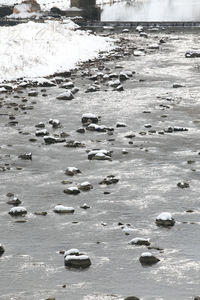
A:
[{"left": 71, "top": 0, "right": 100, "bottom": 20}]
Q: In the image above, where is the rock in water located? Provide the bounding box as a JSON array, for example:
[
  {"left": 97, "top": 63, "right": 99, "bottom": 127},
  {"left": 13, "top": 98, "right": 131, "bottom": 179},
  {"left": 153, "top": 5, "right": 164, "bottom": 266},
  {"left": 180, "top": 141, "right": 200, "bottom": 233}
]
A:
[
  {"left": 155, "top": 212, "right": 175, "bottom": 227},
  {"left": 139, "top": 252, "right": 160, "bottom": 265},
  {"left": 129, "top": 237, "right": 150, "bottom": 246},
  {"left": 0, "top": 244, "right": 5, "bottom": 256},
  {"left": 8, "top": 206, "right": 27, "bottom": 216},
  {"left": 81, "top": 113, "right": 98, "bottom": 125},
  {"left": 56, "top": 91, "right": 74, "bottom": 100},
  {"left": 53, "top": 205, "right": 74, "bottom": 214},
  {"left": 65, "top": 167, "right": 81, "bottom": 176},
  {"left": 64, "top": 249, "right": 91, "bottom": 269}
]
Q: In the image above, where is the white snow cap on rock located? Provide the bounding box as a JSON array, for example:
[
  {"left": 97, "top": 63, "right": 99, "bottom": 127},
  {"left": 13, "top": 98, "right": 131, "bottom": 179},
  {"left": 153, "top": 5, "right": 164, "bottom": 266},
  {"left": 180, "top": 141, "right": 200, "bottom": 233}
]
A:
[
  {"left": 64, "top": 248, "right": 80, "bottom": 257},
  {"left": 156, "top": 212, "right": 173, "bottom": 220},
  {"left": 54, "top": 205, "right": 74, "bottom": 213},
  {"left": 140, "top": 252, "right": 153, "bottom": 257},
  {"left": 0, "top": 20, "right": 114, "bottom": 82}
]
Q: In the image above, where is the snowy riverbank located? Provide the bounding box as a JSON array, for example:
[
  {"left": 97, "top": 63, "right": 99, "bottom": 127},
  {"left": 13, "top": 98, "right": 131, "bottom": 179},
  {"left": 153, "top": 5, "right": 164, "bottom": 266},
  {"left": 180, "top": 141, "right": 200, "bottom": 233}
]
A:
[{"left": 0, "top": 20, "right": 114, "bottom": 82}]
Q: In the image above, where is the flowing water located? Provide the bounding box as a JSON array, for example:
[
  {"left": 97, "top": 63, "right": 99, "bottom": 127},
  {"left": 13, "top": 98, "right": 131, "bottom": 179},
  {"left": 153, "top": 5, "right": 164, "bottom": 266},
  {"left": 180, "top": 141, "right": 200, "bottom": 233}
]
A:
[
  {"left": 1, "top": 28, "right": 200, "bottom": 300},
  {"left": 101, "top": 0, "right": 200, "bottom": 21}
]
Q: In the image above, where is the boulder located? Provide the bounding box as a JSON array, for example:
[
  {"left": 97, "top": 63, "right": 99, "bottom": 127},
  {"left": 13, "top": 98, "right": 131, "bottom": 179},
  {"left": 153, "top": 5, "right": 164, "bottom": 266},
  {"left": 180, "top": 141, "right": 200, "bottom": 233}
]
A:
[
  {"left": 54, "top": 205, "right": 74, "bottom": 214},
  {"left": 56, "top": 91, "right": 74, "bottom": 100},
  {"left": 7, "top": 197, "right": 21, "bottom": 206},
  {"left": 44, "top": 136, "right": 65, "bottom": 144},
  {"left": 0, "top": 5, "right": 13, "bottom": 18},
  {"left": 65, "top": 167, "right": 81, "bottom": 176},
  {"left": 49, "top": 119, "right": 61, "bottom": 128},
  {"left": 177, "top": 182, "right": 189, "bottom": 189},
  {"left": 88, "top": 149, "right": 112, "bottom": 160},
  {"left": 64, "top": 249, "right": 91, "bottom": 269},
  {"left": 156, "top": 212, "right": 175, "bottom": 227},
  {"left": 185, "top": 51, "right": 200, "bottom": 58},
  {"left": 99, "top": 175, "right": 119, "bottom": 185},
  {"left": 0, "top": 244, "right": 5, "bottom": 256},
  {"left": 65, "top": 140, "right": 85, "bottom": 148},
  {"left": 63, "top": 187, "right": 80, "bottom": 195},
  {"left": 35, "top": 129, "right": 49, "bottom": 136},
  {"left": 129, "top": 237, "right": 150, "bottom": 246},
  {"left": 78, "top": 181, "right": 93, "bottom": 191},
  {"left": 18, "top": 153, "right": 32, "bottom": 160},
  {"left": 139, "top": 252, "right": 160, "bottom": 265},
  {"left": 8, "top": 206, "right": 27, "bottom": 216},
  {"left": 82, "top": 113, "right": 98, "bottom": 125}
]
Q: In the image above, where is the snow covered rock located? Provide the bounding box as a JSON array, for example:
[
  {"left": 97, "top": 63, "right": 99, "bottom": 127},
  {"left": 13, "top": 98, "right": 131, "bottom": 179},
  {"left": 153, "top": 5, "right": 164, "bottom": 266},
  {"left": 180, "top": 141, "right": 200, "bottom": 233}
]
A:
[
  {"left": 35, "top": 122, "right": 45, "bottom": 128},
  {"left": 81, "top": 113, "right": 98, "bottom": 125},
  {"left": 88, "top": 149, "right": 112, "bottom": 160},
  {"left": 11, "top": 1, "right": 41, "bottom": 19},
  {"left": 63, "top": 186, "right": 80, "bottom": 195},
  {"left": 99, "top": 175, "right": 119, "bottom": 185},
  {"left": 155, "top": 212, "right": 175, "bottom": 227},
  {"left": 18, "top": 153, "right": 32, "bottom": 160},
  {"left": 65, "top": 167, "right": 81, "bottom": 176},
  {"left": 64, "top": 249, "right": 91, "bottom": 269},
  {"left": 139, "top": 252, "right": 160, "bottom": 265},
  {"left": 56, "top": 91, "right": 74, "bottom": 100},
  {"left": 35, "top": 129, "right": 49, "bottom": 136},
  {"left": 133, "top": 50, "right": 145, "bottom": 57},
  {"left": 78, "top": 181, "right": 93, "bottom": 191},
  {"left": 8, "top": 206, "right": 27, "bottom": 216},
  {"left": 148, "top": 43, "right": 159, "bottom": 50},
  {"left": 65, "top": 140, "right": 85, "bottom": 148},
  {"left": 108, "top": 79, "right": 121, "bottom": 88},
  {"left": 136, "top": 25, "right": 143, "bottom": 32},
  {"left": 54, "top": 205, "right": 74, "bottom": 214},
  {"left": 116, "top": 122, "right": 127, "bottom": 128},
  {"left": 44, "top": 136, "right": 65, "bottom": 144},
  {"left": 185, "top": 51, "right": 200, "bottom": 58},
  {"left": 177, "top": 182, "right": 189, "bottom": 189},
  {"left": 28, "top": 90, "right": 38, "bottom": 96},
  {"left": 61, "top": 81, "right": 74, "bottom": 89},
  {"left": 129, "top": 237, "right": 150, "bottom": 246},
  {"left": 49, "top": 119, "right": 61, "bottom": 128},
  {"left": 7, "top": 196, "right": 21, "bottom": 206},
  {"left": 119, "top": 72, "right": 129, "bottom": 81}
]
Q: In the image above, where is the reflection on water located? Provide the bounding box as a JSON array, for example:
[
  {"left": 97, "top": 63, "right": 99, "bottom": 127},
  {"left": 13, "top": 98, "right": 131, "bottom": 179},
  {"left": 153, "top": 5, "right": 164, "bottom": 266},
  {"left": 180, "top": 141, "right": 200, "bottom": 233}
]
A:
[{"left": 101, "top": 0, "right": 200, "bottom": 21}]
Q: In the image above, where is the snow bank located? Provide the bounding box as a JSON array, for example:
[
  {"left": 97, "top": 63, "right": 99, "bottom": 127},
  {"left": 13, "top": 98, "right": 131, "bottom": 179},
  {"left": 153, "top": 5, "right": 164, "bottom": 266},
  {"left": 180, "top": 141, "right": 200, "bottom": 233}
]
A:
[{"left": 0, "top": 20, "right": 114, "bottom": 82}]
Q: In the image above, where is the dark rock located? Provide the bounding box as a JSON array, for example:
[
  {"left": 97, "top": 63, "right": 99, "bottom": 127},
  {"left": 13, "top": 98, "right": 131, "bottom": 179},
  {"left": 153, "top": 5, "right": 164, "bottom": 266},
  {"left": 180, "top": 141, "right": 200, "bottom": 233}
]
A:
[
  {"left": 99, "top": 175, "right": 119, "bottom": 185},
  {"left": 34, "top": 211, "right": 47, "bottom": 216},
  {"left": 28, "top": 90, "right": 38, "bottom": 97},
  {"left": 18, "top": 153, "right": 32, "bottom": 160},
  {"left": 7, "top": 197, "right": 21, "bottom": 206},
  {"left": 65, "top": 167, "right": 81, "bottom": 176},
  {"left": 139, "top": 252, "right": 160, "bottom": 265},
  {"left": 76, "top": 128, "right": 85, "bottom": 133},
  {"left": 35, "top": 122, "right": 45, "bottom": 128},
  {"left": 0, "top": 244, "right": 5, "bottom": 256},
  {"left": 0, "top": 5, "right": 13, "bottom": 17},
  {"left": 44, "top": 136, "right": 65, "bottom": 144},
  {"left": 63, "top": 187, "right": 80, "bottom": 195},
  {"left": 80, "top": 203, "right": 90, "bottom": 209},
  {"left": 35, "top": 129, "right": 49, "bottom": 136},
  {"left": 194, "top": 297, "right": 200, "bottom": 300},
  {"left": 65, "top": 140, "right": 85, "bottom": 148},
  {"left": 64, "top": 249, "right": 91, "bottom": 269},
  {"left": 56, "top": 91, "right": 74, "bottom": 100},
  {"left": 177, "top": 182, "right": 190, "bottom": 189},
  {"left": 85, "top": 85, "right": 100, "bottom": 93},
  {"left": 129, "top": 238, "right": 150, "bottom": 246},
  {"left": 8, "top": 206, "right": 27, "bottom": 216},
  {"left": 114, "top": 84, "right": 124, "bottom": 92},
  {"left": 156, "top": 212, "right": 175, "bottom": 227},
  {"left": 82, "top": 113, "right": 98, "bottom": 125},
  {"left": 49, "top": 119, "right": 61, "bottom": 128},
  {"left": 78, "top": 182, "right": 93, "bottom": 191},
  {"left": 185, "top": 51, "right": 200, "bottom": 58}
]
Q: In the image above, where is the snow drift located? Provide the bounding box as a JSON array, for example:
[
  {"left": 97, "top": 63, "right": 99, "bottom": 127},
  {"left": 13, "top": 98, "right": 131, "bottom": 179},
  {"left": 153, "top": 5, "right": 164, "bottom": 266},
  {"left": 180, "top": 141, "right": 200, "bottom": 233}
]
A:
[{"left": 0, "top": 20, "right": 114, "bottom": 82}]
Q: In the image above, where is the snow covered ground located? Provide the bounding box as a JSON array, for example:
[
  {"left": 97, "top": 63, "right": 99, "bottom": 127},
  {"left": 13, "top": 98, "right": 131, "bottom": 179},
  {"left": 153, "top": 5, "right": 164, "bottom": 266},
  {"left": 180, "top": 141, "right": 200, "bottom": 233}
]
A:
[
  {"left": 0, "top": 20, "right": 114, "bottom": 82},
  {"left": 0, "top": 0, "right": 70, "bottom": 11}
]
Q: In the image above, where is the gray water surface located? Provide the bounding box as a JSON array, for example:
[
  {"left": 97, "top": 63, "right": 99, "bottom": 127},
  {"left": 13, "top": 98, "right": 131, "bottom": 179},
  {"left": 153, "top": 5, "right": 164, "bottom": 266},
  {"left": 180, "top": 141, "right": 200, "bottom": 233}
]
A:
[
  {"left": 1, "top": 28, "right": 200, "bottom": 300},
  {"left": 101, "top": 0, "right": 200, "bottom": 21}
]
